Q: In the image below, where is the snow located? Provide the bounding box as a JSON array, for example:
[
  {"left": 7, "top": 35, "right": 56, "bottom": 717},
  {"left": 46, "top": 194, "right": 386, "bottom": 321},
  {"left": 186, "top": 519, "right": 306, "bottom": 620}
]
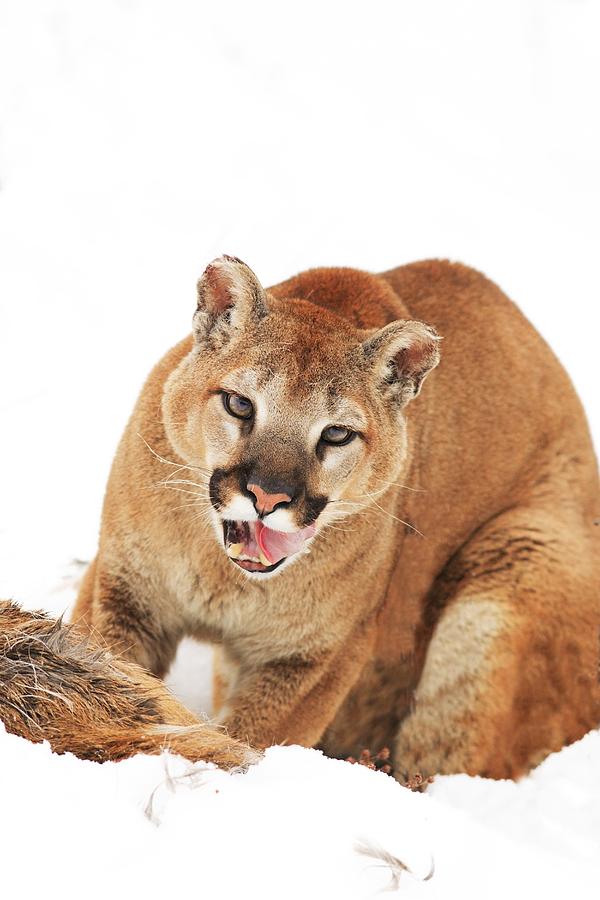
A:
[
  {"left": 1, "top": 1, "right": 599, "bottom": 897},
  {"left": 2, "top": 721, "right": 599, "bottom": 899}
]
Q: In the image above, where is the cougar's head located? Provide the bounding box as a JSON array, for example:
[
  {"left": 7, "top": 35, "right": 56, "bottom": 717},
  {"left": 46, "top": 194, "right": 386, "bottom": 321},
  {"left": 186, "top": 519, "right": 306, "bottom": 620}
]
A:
[{"left": 162, "top": 256, "right": 440, "bottom": 577}]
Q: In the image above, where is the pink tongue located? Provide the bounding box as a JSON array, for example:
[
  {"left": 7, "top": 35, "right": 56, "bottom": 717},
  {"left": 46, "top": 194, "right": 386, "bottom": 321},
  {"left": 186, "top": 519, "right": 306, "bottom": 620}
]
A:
[{"left": 255, "top": 521, "right": 316, "bottom": 565}]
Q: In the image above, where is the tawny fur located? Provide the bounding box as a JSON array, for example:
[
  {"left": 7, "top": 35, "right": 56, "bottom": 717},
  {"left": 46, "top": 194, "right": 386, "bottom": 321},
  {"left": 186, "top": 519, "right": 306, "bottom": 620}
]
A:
[
  {"left": 0, "top": 600, "right": 257, "bottom": 768},
  {"left": 71, "top": 257, "right": 600, "bottom": 781}
]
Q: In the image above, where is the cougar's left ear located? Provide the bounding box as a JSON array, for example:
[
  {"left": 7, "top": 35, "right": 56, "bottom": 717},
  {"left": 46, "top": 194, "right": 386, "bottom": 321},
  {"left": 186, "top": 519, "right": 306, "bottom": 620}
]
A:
[
  {"left": 194, "top": 255, "right": 268, "bottom": 346},
  {"left": 362, "top": 319, "right": 441, "bottom": 403}
]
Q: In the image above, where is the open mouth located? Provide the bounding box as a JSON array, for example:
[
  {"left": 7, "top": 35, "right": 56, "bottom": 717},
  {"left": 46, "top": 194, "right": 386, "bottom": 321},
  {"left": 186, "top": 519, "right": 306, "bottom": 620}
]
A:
[{"left": 222, "top": 520, "right": 316, "bottom": 573}]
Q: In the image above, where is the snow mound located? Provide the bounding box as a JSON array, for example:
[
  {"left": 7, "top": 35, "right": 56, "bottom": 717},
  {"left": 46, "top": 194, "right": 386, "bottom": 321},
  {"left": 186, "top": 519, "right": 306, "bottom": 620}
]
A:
[{"left": 2, "top": 722, "right": 599, "bottom": 900}]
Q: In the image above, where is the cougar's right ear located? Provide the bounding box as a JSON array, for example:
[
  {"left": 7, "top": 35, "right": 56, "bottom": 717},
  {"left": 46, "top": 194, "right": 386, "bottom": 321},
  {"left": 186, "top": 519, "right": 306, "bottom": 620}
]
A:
[{"left": 193, "top": 255, "right": 268, "bottom": 346}]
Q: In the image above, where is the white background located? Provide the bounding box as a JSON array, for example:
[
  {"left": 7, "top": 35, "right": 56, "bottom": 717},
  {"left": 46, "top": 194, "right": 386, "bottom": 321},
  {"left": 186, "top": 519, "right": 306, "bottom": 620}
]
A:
[{"left": 1, "top": 0, "right": 598, "bottom": 594}]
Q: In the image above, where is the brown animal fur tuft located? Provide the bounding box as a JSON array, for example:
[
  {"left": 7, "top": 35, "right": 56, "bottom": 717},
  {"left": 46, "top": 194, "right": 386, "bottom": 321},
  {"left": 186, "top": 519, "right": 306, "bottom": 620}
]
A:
[{"left": 0, "top": 600, "right": 258, "bottom": 769}]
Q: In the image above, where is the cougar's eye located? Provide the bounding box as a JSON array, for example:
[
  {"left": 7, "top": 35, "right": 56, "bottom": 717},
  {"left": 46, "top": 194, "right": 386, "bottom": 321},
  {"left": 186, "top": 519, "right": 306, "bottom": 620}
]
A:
[
  {"left": 320, "top": 425, "right": 355, "bottom": 446},
  {"left": 223, "top": 392, "right": 254, "bottom": 420}
]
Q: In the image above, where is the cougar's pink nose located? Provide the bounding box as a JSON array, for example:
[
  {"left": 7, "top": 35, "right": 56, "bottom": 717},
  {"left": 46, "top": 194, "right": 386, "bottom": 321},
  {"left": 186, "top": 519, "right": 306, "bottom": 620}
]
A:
[{"left": 247, "top": 483, "right": 292, "bottom": 515}]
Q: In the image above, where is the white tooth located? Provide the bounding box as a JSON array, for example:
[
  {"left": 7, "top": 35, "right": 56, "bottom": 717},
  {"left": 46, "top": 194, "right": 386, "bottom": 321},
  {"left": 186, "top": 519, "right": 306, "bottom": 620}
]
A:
[
  {"left": 259, "top": 551, "right": 271, "bottom": 567},
  {"left": 228, "top": 542, "right": 244, "bottom": 559}
]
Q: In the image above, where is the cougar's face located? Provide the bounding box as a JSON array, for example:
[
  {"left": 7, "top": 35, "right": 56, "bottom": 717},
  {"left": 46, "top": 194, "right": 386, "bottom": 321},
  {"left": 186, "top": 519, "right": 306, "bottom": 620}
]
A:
[{"left": 162, "top": 257, "right": 439, "bottom": 578}]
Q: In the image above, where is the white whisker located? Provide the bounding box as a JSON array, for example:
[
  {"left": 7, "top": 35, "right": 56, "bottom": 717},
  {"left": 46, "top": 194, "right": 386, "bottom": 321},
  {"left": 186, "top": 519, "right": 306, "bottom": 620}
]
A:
[
  {"left": 162, "top": 486, "right": 209, "bottom": 498},
  {"left": 327, "top": 495, "right": 423, "bottom": 537},
  {"left": 137, "top": 433, "right": 210, "bottom": 475},
  {"left": 170, "top": 499, "right": 213, "bottom": 512},
  {"left": 158, "top": 477, "right": 210, "bottom": 488},
  {"left": 372, "top": 477, "right": 426, "bottom": 493},
  {"left": 362, "top": 491, "right": 424, "bottom": 537}
]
